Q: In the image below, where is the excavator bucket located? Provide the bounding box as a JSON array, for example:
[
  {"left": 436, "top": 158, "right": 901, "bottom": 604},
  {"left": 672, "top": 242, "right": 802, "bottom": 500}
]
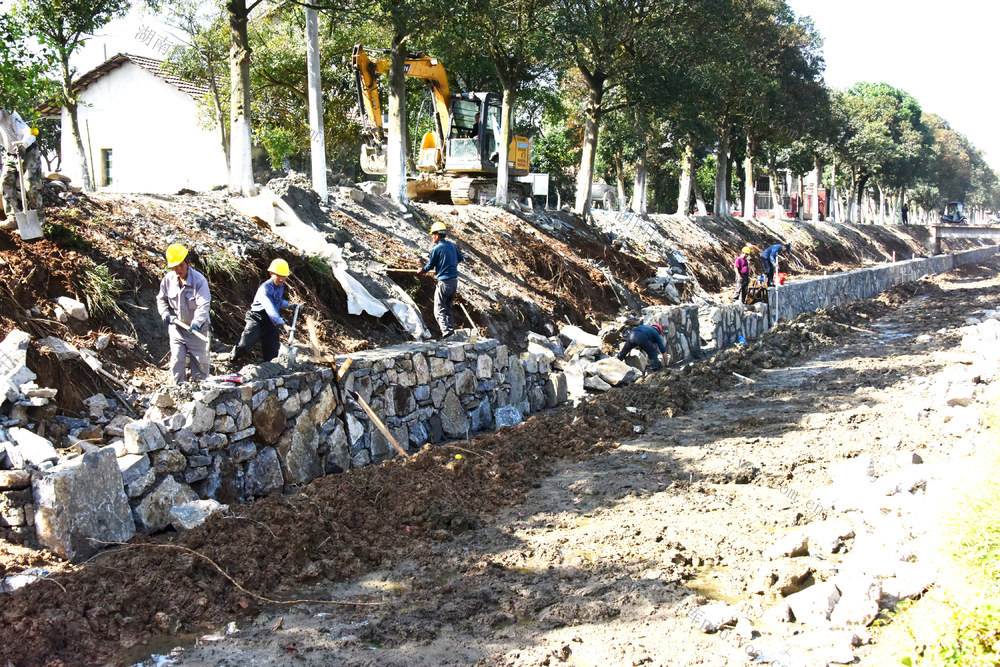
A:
[
  {"left": 417, "top": 131, "right": 443, "bottom": 172},
  {"left": 360, "top": 143, "right": 387, "bottom": 175}
]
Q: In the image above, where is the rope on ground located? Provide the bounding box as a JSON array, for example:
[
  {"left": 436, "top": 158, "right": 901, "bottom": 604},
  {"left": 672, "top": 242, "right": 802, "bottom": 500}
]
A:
[{"left": 87, "top": 539, "right": 382, "bottom": 606}]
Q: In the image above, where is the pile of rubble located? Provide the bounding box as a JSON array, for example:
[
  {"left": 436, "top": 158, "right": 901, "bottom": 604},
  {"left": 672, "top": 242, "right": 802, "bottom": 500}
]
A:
[{"left": 41, "top": 173, "right": 83, "bottom": 208}]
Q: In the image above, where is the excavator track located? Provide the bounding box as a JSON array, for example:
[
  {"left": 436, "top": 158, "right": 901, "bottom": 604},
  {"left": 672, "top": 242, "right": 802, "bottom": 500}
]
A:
[{"left": 450, "top": 178, "right": 528, "bottom": 206}]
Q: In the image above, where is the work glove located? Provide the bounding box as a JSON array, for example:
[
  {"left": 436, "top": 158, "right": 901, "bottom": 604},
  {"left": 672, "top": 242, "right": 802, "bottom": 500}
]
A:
[
  {"left": 190, "top": 323, "right": 201, "bottom": 333},
  {"left": 165, "top": 315, "right": 174, "bottom": 325}
]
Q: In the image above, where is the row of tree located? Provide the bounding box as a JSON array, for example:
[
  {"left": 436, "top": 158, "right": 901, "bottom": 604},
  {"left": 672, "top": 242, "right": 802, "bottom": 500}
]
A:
[{"left": 3, "top": 0, "right": 998, "bottom": 221}]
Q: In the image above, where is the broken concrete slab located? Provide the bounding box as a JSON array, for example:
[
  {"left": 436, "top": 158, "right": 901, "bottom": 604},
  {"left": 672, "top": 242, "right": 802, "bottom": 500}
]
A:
[{"left": 32, "top": 448, "right": 135, "bottom": 560}]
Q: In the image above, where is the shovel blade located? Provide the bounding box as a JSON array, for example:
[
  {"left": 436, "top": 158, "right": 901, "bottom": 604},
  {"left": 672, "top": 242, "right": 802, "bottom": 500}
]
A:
[{"left": 15, "top": 211, "right": 43, "bottom": 241}]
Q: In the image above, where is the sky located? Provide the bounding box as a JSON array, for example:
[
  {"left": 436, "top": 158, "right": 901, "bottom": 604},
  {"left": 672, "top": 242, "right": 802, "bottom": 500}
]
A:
[
  {"left": 43, "top": 0, "right": 1000, "bottom": 172},
  {"left": 786, "top": 0, "right": 1000, "bottom": 171}
]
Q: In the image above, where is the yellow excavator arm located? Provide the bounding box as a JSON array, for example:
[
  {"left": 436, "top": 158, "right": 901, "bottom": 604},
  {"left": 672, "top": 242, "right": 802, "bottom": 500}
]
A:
[{"left": 351, "top": 44, "right": 451, "bottom": 173}]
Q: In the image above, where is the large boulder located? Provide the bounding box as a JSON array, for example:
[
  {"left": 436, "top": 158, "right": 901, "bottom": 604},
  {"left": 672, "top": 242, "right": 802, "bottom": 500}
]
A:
[
  {"left": 559, "top": 325, "right": 603, "bottom": 349},
  {"left": 440, "top": 390, "right": 469, "bottom": 439},
  {"left": 280, "top": 417, "right": 323, "bottom": 485},
  {"left": 253, "top": 394, "right": 287, "bottom": 444},
  {"left": 32, "top": 448, "right": 135, "bottom": 559},
  {"left": 591, "top": 358, "right": 638, "bottom": 386},
  {"left": 8, "top": 428, "right": 58, "bottom": 466},
  {"left": 245, "top": 447, "right": 284, "bottom": 497}
]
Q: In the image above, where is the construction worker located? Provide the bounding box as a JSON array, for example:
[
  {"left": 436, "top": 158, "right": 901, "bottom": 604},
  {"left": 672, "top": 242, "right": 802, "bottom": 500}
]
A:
[
  {"left": 0, "top": 109, "right": 43, "bottom": 224},
  {"left": 734, "top": 246, "right": 752, "bottom": 303},
  {"left": 760, "top": 242, "right": 791, "bottom": 287},
  {"left": 418, "top": 221, "right": 464, "bottom": 338},
  {"left": 617, "top": 323, "right": 670, "bottom": 372},
  {"left": 228, "top": 259, "right": 293, "bottom": 363},
  {"left": 156, "top": 243, "right": 211, "bottom": 384}
]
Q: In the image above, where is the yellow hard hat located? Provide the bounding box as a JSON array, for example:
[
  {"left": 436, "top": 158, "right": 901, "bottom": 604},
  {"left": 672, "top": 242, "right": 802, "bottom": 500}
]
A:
[
  {"left": 30, "top": 127, "right": 39, "bottom": 136},
  {"left": 742, "top": 245, "right": 753, "bottom": 254},
  {"left": 268, "top": 258, "right": 290, "bottom": 276},
  {"left": 165, "top": 243, "right": 189, "bottom": 268},
  {"left": 430, "top": 221, "right": 447, "bottom": 234}
]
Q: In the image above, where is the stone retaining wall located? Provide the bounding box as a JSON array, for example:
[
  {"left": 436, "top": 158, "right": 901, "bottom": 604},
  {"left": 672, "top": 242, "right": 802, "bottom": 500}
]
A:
[
  {"left": 705, "top": 245, "right": 1000, "bottom": 351},
  {"left": 6, "top": 338, "right": 568, "bottom": 558},
  {"left": 639, "top": 305, "right": 701, "bottom": 364}
]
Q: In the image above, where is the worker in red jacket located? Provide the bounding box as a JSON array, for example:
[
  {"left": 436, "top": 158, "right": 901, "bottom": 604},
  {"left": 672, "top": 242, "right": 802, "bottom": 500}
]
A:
[{"left": 734, "top": 245, "right": 752, "bottom": 303}]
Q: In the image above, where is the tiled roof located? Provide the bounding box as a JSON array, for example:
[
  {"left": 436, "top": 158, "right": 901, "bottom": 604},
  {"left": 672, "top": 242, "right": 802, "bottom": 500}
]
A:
[{"left": 37, "top": 53, "right": 212, "bottom": 116}]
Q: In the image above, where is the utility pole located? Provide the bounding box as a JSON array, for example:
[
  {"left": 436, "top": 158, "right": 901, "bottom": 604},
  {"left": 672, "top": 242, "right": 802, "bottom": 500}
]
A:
[{"left": 305, "top": 7, "right": 328, "bottom": 204}]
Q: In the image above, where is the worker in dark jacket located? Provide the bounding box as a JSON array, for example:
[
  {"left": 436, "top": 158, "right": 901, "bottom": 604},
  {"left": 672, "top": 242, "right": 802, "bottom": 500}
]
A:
[
  {"left": 617, "top": 323, "right": 669, "bottom": 372},
  {"left": 227, "top": 259, "right": 294, "bottom": 363},
  {"left": 419, "top": 221, "right": 464, "bottom": 338},
  {"left": 734, "top": 245, "right": 752, "bottom": 303},
  {"left": 760, "top": 242, "right": 791, "bottom": 287}
]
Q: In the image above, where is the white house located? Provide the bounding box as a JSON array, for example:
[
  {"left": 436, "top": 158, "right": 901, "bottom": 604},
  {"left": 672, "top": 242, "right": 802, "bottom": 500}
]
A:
[{"left": 39, "top": 53, "right": 228, "bottom": 193}]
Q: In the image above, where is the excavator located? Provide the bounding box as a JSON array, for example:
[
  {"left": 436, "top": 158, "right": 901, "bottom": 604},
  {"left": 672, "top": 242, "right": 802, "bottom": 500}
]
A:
[{"left": 351, "top": 44, "right": 533, "bottom": 205}]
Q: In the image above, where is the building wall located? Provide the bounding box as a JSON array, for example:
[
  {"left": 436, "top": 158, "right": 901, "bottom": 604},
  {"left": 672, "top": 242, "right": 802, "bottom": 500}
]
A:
[{"left": 60, "top": 62, "right": 228, "bottom": 193}]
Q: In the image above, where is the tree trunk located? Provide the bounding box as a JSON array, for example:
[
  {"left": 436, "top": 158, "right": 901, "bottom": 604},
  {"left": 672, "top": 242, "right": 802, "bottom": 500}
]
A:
[
  {"left": 769, "top": 163, "right": 784, "bottom": 219},
  {"left": 830, "top": 159, "right": 838, "bottom": 221},
  {"left": 60, "top": 54, "right": 94, "bottom": 192},
  {"left": 573, "top": 80, "right": 603, "bottom": 216},
  {"left": 677, "top": 144, "right": 693, "bottom": 216},
  {"left": 228, "top": 0, "right": 254, "bottom": 195},
  {"left": 812, "top": 157, "right": 821, "bottom": 222},
  {"left": 386, "top": 32, "right": 409, "bottom": 204},
  {"left": 632, "top": 149, "right": 647, "bottom": 216},
  {"left": 305, "top": 8, "right": 327, "bottom": 203},
  {"left": 496, "top": 85, "right": 514, "bottom": 205},
  {"left": 614, "top": 152, "right": 627, "bottom": 211},
  {"left": 743, "top": 137, "right": 755, "bottom": 218},
  {"left": 878, "top": 186, "right": 885, "bottom": 225},
  {"left": 795, "top": 174, "right": 803, "bottom": 221},
  {"left": 693, "top": 177, "right": 708, "bottom": 216},
  {"left": 713, "top": 122, "right": 729, "bottom": 217}
]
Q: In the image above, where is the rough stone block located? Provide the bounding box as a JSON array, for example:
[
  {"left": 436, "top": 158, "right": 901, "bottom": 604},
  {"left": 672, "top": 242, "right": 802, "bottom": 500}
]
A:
[
  {"left": 592, "top": 358, "right": 637, "bottom": 386},
  {"left": 151, "top": 449, "right": 187, "bottom": 474},
  {"left": 182, "top": 401, "right": 215, "bottom": 434},
  {"left": 245, "top": 447, "right": 284, "bottom": 497},
  {"left": 252, "top": 394, "right": 286, "bottom": 444},
  {"left": 32, "top": 448, "right": 135, "bottom": 559},
  {"left": 764, "top": 532, "right": 810, "bottom": 560},
  {"left": 132, "top": 476, "right": 198, "bottom": 534},
  {"left": 170, "top": 499, "right": 228, "bottom": 531},
  {"left": 787, "top": 581, "right": 841, "bottom": 624},
  {"left": 123, "top": 420, "right": 167, "bottom": 454},
  {"left": 9, "top": 428, "right": 59, "bottom": 466},
  {"left": 454, "top": 369, "right": 477, "bottom": 396},
  {"left": 0, "top": 470, "right": 31, "bottom": 490},
  {"left": 440, "top": 390, "right": 469, "bottom": 439},
  {"left": 281, "top": 417, "right": 323, "bottom": 485},
  {"left": 495, "top": 406, "right": 523, "bottom": 428},
  {"left": 117, "top": 453, "right": 150, "bottom": 486}
]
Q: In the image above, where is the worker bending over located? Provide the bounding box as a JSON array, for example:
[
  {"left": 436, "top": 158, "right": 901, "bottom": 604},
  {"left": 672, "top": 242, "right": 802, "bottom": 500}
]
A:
[
  {"left": 418, "top": 221, "right": 464, "bottom": 338},
  {"left": 760, "top": 242, "right": 791, "bottom": 287},
  {"left": 229, "top": 259, "right": 294, "bottom": 363},
  {"left": 156, "top": 243, "right": 211, "bottom": 384},
  {"left": 617, "top": 323, "right": 670, "bottom": 372}
]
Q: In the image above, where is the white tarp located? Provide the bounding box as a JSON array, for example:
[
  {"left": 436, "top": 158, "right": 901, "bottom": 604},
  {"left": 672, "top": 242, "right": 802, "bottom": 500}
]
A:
[{"left": 231, "top": 189, "right": 388, "bottom": 319}]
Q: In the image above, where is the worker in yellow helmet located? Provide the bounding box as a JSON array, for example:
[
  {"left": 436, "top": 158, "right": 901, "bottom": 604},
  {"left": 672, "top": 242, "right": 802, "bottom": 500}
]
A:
[
  {"left": 0, "top": 109, "right": 44, "bottom": 226},
  {"left": 734, "top": 245, "right": 753, "bottom": 303},
  {"left": 227, "top": 258, "right": 295, "bottom": 363},
  {"left": 418, "top": 221, "right": 464, "bottom": 338},
  {"left": 155, "top": 243, "right": 212, "bottom": 383}
]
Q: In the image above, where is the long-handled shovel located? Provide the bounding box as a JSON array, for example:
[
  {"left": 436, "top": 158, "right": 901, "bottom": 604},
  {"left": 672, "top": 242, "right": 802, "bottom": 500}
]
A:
[
  {"left": 278, "top": 304, "right": 301, "bottom": 364},
  {"left": 14, "top": 149, "right": 43, "bottom": 241}
]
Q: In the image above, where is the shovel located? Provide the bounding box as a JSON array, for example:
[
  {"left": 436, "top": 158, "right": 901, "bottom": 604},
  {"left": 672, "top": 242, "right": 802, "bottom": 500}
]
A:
[
  {"left": 14, "top": 148, "right": 43, "bottom": 241},
  {"left": 278, "top": 303, "right": 301, "bottom": 365}
]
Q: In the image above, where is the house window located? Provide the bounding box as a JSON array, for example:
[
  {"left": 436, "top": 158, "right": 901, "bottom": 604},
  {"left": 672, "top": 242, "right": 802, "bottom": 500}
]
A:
[{"left": 101, "top": 149, "right": 113, "bottom": 186}]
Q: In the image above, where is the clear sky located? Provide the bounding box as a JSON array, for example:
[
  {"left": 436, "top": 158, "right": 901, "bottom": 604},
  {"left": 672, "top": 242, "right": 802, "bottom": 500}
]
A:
[{"left": 786, "top": 0, "right": 1000, "bottom": 171}]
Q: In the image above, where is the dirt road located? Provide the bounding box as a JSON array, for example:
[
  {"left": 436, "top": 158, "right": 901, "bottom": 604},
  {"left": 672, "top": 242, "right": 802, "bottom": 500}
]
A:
[{"left": 123, "top": 263, "right": 997, "bottom": 667}]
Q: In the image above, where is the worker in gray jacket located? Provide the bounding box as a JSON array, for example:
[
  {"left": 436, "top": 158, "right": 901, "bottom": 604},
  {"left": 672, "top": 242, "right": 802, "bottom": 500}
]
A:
[{"left": 156, "top": 243, "right": 211, "bottom": 383}]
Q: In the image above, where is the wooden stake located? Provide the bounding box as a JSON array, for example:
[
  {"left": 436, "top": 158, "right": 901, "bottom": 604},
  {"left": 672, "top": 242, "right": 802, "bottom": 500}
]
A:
[
  {"left": 353, "top": 391, "right": 411, "bottom": 459},
  {"left": 459, "top": 302, "right": 479, "bottom": 336},
  {"left": 387, "top": 268, "right": 422, "bottom": 273},
  {"left": 337, "top": 357, "right": 353, "bottom": 381}
]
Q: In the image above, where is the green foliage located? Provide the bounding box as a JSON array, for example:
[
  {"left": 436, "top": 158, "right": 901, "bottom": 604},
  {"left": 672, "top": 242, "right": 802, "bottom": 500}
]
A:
[
  {"left": 83, "top": 264, "right": 125, "bottom": 318},
  {"left": 931, "top": 604, "right": 1000, "bottom": 666},
  {"left": 0, "top": 13, "right": 58, "bottom": 117},
  {"left": 43, "top": 222, "right": 91, "bottom": 250},
  {"left": 306, "top": 255, "right": 333, "bottom": 277},
  {"left": 198, "top": 251, "right": 243, "bottom": 282}
]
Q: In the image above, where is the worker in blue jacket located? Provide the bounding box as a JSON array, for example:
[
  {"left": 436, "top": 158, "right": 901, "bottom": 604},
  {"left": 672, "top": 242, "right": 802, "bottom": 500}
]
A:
[
  {"left": 617, "top": 323, "right": 669, "bottom": 372},
  {"left": 760, "top": 242, "right": 791, "bottom": 287},
  {"left": 419, "top": 221, "right": 464, "bottom": 338},
  {"left": 227, "top": 259, "right": 294, "bottom": 362}
]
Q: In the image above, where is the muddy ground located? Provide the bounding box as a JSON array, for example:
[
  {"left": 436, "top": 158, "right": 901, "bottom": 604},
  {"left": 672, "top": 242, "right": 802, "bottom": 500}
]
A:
[{"left": 3, "top": 256, "right": 996, "bottom": 666}]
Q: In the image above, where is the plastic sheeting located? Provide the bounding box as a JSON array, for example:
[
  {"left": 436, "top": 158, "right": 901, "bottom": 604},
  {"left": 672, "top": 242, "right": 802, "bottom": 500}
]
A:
[{"left": 230, "top": 189, "right": 388, "bottom": 319}]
